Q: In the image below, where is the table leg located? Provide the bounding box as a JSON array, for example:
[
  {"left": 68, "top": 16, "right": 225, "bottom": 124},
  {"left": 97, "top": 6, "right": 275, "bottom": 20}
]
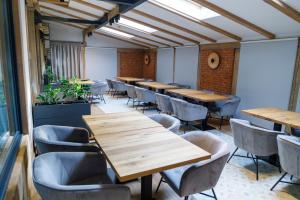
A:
[
  {"left": 273, "top": 123, "right": 282, "bottom": 131},
  {"left": 141, "top": 175, "right": 153, "bottom": 200}
]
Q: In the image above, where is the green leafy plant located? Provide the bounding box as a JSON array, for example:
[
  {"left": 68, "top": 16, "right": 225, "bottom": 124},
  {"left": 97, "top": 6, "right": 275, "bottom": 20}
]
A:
[
  {"left": 60, "top": 77, "right": 87, "bottom": 101},
  {"left": 36, "top": 84, "right": 61, "bottom": 105},
  {"left": 45, "top": 66, "right": 56, "bottom": 83}
]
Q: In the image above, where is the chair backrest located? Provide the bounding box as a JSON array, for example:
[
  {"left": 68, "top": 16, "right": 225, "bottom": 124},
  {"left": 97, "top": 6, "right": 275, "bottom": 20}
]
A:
[
  {"left": 135, "top": 87, "right": 155, "bottom": 103},
  {"left": 217, "top": 96, "right": 241, "bottom": 116},
  {"left": 106, "top": 79, "right": 113, "bottom": 89},
  {"left": 277, "top": 135, "right": 300, "bottom": 177},
  {"left": 32, "top": 152, "right": 108, "bottom": 199},
  {"left": 179, "top": 131, "right": 229, "bottom": 196},
  {"left": 112, "top": 81, "right": 126, "bottom": 91},
  {"left": 170, "top": 98, "right": 208, "bottom": 121},
  {"left": 126, "top": 84, "right": 137, "bottom": 98},
  {"left": 230, "top": 118, "right": 281, "bottom": 156},
  {"left": 155, "top": 93, "right": 173, "bottom": 114},
  {"left": 149, "top": 114, "right": 180, "bottom": 133},
  {"left": 91, "top": 83, "right": 108, "bottom": 95}
]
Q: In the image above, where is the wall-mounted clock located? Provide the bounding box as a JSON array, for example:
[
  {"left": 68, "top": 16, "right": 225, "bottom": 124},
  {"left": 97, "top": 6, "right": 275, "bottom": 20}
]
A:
[{"left": 208, "top": 52, "right": 220, "bottom": 69}]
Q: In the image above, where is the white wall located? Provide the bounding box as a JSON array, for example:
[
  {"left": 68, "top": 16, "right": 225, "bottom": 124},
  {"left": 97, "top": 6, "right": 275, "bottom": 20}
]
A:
[
  {"left": 156, "top": 46, "right": 199, "bottom": 88},
  {"left": 174, "top": 46, "right": 199, "bottom": 89},
  {"left": 236, "top": 39, "right": 298, "bottom": 129},
  {"left": 156, "top": 48, "right": 174, "bottom": 83},
  {"left": 85, "top": 48, "right": 117, "bottom": 81}
]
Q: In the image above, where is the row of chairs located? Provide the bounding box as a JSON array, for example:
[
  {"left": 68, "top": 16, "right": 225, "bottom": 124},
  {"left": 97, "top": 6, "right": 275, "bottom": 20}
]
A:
[
  {"left": 229, "top": 118, "right": 300, "bottom": 191},
  {"left": 32, "top": 121, "right": 230, "bottom": 200}
]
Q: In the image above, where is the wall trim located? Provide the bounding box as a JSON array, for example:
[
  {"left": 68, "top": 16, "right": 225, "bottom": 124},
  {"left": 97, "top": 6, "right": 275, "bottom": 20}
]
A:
[{"left": 200, "top": 42, "right": 240, "bottom": 50}]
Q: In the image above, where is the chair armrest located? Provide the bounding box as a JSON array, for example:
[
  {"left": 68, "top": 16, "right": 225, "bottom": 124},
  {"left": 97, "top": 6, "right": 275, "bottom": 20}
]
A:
[
  {"left": 35, "top": 140, "right": 99, "bottom": 155},
  {"left": 35, "top": 183, "right": 131, "bottom": 200},
  {"left": 53, "top": 126, "right": 90, "bottom": 143}
]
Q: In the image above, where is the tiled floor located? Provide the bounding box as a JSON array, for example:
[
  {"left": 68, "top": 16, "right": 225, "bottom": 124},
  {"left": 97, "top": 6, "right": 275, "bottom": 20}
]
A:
[{"left": 95, "top": 94, "right": 300, "bottom": 200}]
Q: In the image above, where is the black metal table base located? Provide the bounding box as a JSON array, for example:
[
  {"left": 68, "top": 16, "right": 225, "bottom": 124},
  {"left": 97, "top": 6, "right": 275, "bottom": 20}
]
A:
[{"left": 141, "top": 175, "right": 154, "bottom": 200}]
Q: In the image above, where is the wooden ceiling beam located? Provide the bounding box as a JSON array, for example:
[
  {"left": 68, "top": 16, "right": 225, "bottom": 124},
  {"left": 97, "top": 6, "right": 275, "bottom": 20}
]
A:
[
  {"left": 131, "top": 9, "right": 215, "bottom": 43},
  {"left": 122, "top": 16, "right": 186, "bottom": 46},
  {"left": 39, "top": 4, "right": 80, "bottom": 19},
  {"left": 94, "top": 32, "right": 150, "bottom": 48},
  {"left": 71, "top": 0, "right": 109, "bottom": 13},
  {"left": 38, "top": 0, "right": 69, "bottom": 6},
  {"left": 148, "top": 1, "right": 240, "bottom": 42},
  {"left": 110, "top": 26, "right": 171, "bottom": 47},
  {"left": 192, "top": 0, "right": 275, "bottom": 39},
  {"left": 263, "top": 0, "right": 300, "bottom": 23},
  {"left": 63, "top": 5, "right": 100, "bottom": 19}
]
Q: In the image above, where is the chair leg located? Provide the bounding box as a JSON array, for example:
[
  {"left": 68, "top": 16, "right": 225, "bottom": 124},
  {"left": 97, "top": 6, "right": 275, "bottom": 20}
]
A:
[
  {"left": 127, "top": 98, "right": 130, "bottom": 105},
  {"left": 219, "top": 116, "right": 224, "bottom": 129},
  {"left": 271, "top": 172, "right": 288, "bottom": 191},
  {"left": 212, "top": 188, "right": 218, "bottom": 200},
  {"left": 290, "top": 175, "right": 293, "bottom": 181},
  {"left": 155, "top": 177, "right": 163, "bottom": 193},
  {"left": 102, "top": 95, "right": 106, "bottom": 104},
  {"left": 184, "top": 196, "right": 189, "bottom": 200},
  {"left": 227, "top": 147, "right": 239, "bottom": 163},
  {"left": 250, "top": 154, "right": 259, "bottom": 180}
]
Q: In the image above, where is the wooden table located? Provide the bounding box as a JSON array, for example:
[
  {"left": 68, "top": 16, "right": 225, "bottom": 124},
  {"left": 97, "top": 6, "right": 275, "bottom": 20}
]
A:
[
  {"left": 137, "top": 81, "right": 179, "bottom": 93},
  {"left": 242, "top": 107, "right": 300, "bottom": 134},
  {"left": 167, "top": 89, "right": 229, "bottom": 102},
  {"left": 69, "top": 79, "right": 95, "bottom": 85},
  {"left": 83, "top": 111, "right": 211, "bottom": 200},
  {"left": 117, "top": 77, "right": 144, "bottom": 84}
]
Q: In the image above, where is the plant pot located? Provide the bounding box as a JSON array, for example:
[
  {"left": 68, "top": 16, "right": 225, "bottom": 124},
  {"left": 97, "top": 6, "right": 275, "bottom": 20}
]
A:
[{"left": 33, "top": 102, "right": 91, "bottom": 129}]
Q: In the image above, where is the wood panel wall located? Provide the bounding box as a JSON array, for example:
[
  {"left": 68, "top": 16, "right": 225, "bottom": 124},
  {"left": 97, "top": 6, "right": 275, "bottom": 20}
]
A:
[{"left": 117, "top": 49, "right": 157, "bottom": 80}]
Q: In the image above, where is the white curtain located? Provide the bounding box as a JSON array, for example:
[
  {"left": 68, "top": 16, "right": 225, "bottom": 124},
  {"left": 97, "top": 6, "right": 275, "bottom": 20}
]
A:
[{"left": 50, "top": 41, "right": 85, "bottom": 80}]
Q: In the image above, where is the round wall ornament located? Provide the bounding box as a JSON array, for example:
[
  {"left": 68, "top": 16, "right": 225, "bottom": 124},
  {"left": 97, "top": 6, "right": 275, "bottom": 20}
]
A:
[
  {"left": 208, "top": 52, "right": 220, "bottom": 69},
  {"left": 144, "top": 54, "right": 150, "bottom": 65}
]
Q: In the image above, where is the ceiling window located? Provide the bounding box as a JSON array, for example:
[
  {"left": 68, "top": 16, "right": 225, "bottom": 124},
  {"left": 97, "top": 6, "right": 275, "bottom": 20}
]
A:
[
  {"left": 100, "top": 27, "right": 134, "bottom": 38},
  {"left": 149, "top": 0, "right": 220, "bottom": 20},
  {"left": 118, "top": 17, "right": 157, "bottom": 33}
]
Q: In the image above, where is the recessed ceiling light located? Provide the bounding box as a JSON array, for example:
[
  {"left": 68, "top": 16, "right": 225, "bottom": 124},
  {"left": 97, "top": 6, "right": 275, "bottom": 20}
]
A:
[
  {"left": 100, "top": 27, "right": 134, "bottom": 38},
  {"left": 150, "top": 0, "right": 220, "bottom": 20},
  {"left": 118, "top": 17, "right": 157, "bottom": 33}
]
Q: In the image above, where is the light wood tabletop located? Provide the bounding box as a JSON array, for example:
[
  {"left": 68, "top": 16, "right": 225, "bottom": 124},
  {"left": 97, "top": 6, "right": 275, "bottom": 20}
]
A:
[
  {"left": 117, "top": 77, "right": 145, "bottom": 83},
  {"left": 137, "top": 81, "right": 179, "bottom": 90},
  {"left": 69, "top": 79, "right": 95, "bottom": 85},
  {"left": 83, "top": 111, "right": 211, "bottom": 183},
  {"left": 167, "top": 88, "right": 229, "bottom": 102},
  {"left": 242, "top": 107, "right": 300, "bottom": 130}
]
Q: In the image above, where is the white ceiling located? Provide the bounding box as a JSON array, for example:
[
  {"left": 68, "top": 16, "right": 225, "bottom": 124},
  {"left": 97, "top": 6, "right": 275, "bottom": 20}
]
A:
[{"left": 38, "top": 0, "right": 300, "bottom": 48}]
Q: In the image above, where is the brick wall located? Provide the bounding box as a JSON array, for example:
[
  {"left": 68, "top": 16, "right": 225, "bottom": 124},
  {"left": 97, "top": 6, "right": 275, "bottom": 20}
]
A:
[
  {"left": 199, "top": 48, "right": 236, "bottom": 95},
  {"left": 118, "top": 49, "right": 156, "bottom": 80},
  {"left": 143, "top": 49, "right": 157, "bottom": 80}
]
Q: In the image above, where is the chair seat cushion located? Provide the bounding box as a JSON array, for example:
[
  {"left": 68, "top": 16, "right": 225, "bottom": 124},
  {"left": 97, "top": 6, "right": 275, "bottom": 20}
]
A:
[{"left": 71, "top": 173, "right": 113, "bottom": 185}]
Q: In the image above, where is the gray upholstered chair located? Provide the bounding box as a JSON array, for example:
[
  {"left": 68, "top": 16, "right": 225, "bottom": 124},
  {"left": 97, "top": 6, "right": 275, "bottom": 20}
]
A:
[
  {"left": 111, "top": 80, "right": 127, "bottom": 98},
  {"left": 213, "top": 96, "right": 241, "bottom": 129},
  {"left": 228, "top": 118, "right": 283, "bottom": 180},
  {"left": 293, "top": 129, "right": 300, "bottom": 137},
  {"left": 149, "top": 114, "right": 180, "bottom": 133},
  {"left": 156, "top": 131, "right": 229, "bottom": 200},
  {"left": 33, "top": 125, "right": 99, "bottom": 155},
  {"left": 106, "top": 79, "right": 114, "bottom": 95},
  {"left": 155, "top": 93, "right": 173, "bottom": 115},
  {"left": 90, "top": 82, "right": 107, "bottom": 104},
  {"left": 33, "top": 152, "right": 131, "bottom": 200},
  {"left": 271, "top": 135, "right": 300, "bottom": 191},
  {"left": 125, "top": 84, "right": 137, "bottom": 107},
  {"left": 170, "top": 98, "right": 208, "bottom": 132},
  {"left": 134, "top": 87, "right": 156, "bottom": 113}
]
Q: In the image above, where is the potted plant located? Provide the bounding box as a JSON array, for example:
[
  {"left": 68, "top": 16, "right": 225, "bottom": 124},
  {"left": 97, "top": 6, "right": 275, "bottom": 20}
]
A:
[{"left": 33, "top": 77, "right": 91, "bottom": 129}]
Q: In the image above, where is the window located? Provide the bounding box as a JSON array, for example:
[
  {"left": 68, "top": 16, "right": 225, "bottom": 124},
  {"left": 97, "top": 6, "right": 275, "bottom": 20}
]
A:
[
  {"left": 149, "top": 0, "right": 220, "bottom": 20},
  {"left": 118, "top": 18, "right": 157, "bottom": 33},
  {"left": 0, "top": 0, "right": 23, "bottom": 199},
  {"left": 99, "top": 27, "right": 134, "bottom": 38}
]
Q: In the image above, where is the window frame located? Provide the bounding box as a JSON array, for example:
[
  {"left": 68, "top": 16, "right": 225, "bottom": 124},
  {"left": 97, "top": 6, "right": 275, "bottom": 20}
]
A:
[{"left": 0, "top": 0, "right": 23, "bottom": 199}]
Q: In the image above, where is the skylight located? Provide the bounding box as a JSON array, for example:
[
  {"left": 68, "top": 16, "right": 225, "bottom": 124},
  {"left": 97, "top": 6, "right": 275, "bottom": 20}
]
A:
[
  {"left": 150, "top": 0, "right": 220, "bottom": 20},
  {"left": 118, "top": 18, "right": 157, "bottom": 33},
  {"left": 100, "top": 27, "right": 134, "bottom": 38}
]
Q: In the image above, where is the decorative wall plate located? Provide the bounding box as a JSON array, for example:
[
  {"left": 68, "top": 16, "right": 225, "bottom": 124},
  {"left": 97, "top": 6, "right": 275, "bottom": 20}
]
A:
[
  {"left": 208, "top": 52, "right": 220, "bottom": 69},
  {"left": 144, "top": 54, "right": 150, "bottom": 65}
]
